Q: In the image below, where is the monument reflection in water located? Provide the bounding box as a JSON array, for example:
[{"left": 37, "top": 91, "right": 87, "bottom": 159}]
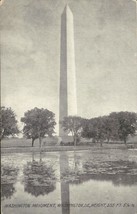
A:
[
  {"left": 1, "top": 150, "right": 137, "bottom": 214},
  {"left": 59, "top": 151, "right": 137, "bottom": 214}
]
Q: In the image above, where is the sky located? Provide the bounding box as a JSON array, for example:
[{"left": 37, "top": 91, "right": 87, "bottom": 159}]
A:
[{"left": 1, "top": 0, "right": 137, "bottom": 133}]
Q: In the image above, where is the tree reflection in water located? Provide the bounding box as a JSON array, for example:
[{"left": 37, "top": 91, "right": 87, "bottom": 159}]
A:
[
  {"left": 61, "top": 154, "right": 137, "bottom": 186},
  {"left": 59, "top": 155, "right": 137, "bottom": 214},
  {"left": 23, "top": 153, "right": 56, "bottom": 197},
  {"left": 1, "top": 164, "right": 19, "bottom": 200},
  {"left": 83, "top": 160, "right": 137, "bottom": 186}
]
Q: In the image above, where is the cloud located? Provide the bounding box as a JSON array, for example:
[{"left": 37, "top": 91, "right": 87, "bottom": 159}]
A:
[{"left": 1, "top": 0, "right": 137, "bottom": 131}]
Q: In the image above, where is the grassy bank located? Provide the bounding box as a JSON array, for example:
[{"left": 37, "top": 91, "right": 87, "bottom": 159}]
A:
[{"left": 1, "top": 137, "right": 137, "bottom": 154}]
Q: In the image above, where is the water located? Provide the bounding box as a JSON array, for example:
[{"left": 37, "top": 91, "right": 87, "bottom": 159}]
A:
[{"left": 1, "top": 149, "right": 137, "bottom": 214}]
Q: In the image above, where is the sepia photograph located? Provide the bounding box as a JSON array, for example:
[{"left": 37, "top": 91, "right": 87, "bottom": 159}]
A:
[{"left": 1, "top": 0, "right": 137, "bottom": 214}]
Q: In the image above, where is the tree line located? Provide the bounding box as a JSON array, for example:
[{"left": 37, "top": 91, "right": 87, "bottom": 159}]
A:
[{"left": 0, "top": 106, "right": 137, "bottom": 147}]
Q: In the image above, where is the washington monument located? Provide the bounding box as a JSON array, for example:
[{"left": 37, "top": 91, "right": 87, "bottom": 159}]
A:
[{"left": 59, "top": 5, "right": 77, "bottom": 136}]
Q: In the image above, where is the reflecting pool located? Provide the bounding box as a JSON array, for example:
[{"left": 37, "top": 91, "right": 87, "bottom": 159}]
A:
[{"left": 1, "top": 149, "right": 137, "bottom": 214}]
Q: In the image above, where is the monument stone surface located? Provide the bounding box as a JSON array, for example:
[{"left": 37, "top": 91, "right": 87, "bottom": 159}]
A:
[{"left": 59, "top": 5, "right": 77, "bottom": 136}]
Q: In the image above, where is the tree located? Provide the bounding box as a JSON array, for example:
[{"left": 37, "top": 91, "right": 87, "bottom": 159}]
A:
[
  {"left": 0, "top": 107, "right": 19, "bottom": 140},
  {"left": 81, "top": 119, "right": 92, "bottom": 139},
  {"left": 82, "top": 117, "right": 106, "bottom": 146},
  {"left": 82, "top": 112, "right": 137, "bottom": 145},
  {"left": 101, "top": 116, "right": 119, "bottom": 143},
  {"left": 82, "top": 118, "right": 97, "bottom": 141},
  {"left": 61, "top": 116, "right": 83, "bottom": 146},
  {"left": 110, "top": 112, "right": 137, "bottom": 144},
  {"left": 82, "top": 116, "right": 119, "bottom": 146},
  {"left": 21, "top": 107, "right": 56, "bottom": 147},
  {"left": 90, "top": 117, "right": 106, "bottom": 146}
]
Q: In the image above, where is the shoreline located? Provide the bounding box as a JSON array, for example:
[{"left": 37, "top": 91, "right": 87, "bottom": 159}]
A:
[
  {"left": 1, "top": 146, "right": 96, "bottom": 154},
  {"left": 1, "top": 144, "right": 131, "bottom": 154}
]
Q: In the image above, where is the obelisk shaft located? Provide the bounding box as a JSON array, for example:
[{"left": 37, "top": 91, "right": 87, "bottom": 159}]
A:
[{"left": 59, "top": 5, "right": 77, "bottom": 136}]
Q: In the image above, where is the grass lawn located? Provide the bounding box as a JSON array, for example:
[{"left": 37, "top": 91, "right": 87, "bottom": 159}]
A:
[
  {"left": 1, "top": 137, "right": 58, "bottom": 148},
  {"left": 1, "top": 137, "right": 137, "bottom": 154}
]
